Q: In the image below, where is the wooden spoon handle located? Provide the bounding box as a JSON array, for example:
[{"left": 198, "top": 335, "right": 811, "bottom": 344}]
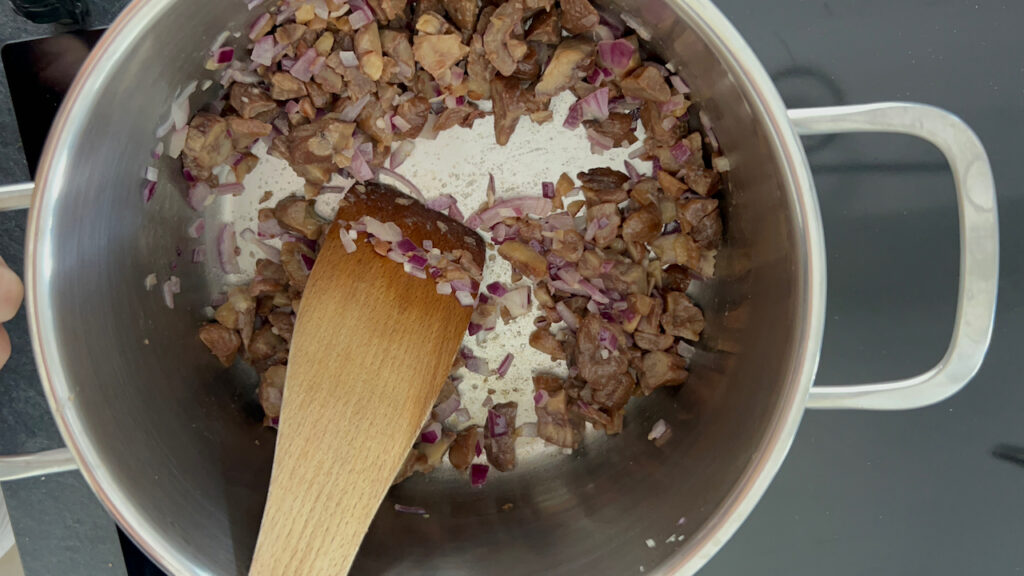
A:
[{"left": 249, "top": 228, "right": 471, "bottom": 575}]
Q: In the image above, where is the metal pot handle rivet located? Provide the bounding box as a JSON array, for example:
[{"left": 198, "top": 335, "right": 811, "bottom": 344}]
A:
[
  {"left": 791, "top": 103, "right": 999, "bottom": 410},
  {"left": 0, "top": 181, "right": 78, "bottom": 481}
]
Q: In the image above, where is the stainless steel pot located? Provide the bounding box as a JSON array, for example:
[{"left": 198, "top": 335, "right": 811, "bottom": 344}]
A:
[{"left": 0, "top": 0, "right": 998, "bottom": 574}]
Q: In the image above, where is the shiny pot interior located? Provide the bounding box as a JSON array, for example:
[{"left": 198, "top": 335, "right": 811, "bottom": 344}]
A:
[{"left": 28, "top": 0, "right": 821, "bottom": 574}]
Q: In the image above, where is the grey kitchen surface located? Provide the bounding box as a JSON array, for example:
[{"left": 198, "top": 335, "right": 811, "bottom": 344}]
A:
[{"left": 0, "top": 1, "right": 1021, "bottom": 575}]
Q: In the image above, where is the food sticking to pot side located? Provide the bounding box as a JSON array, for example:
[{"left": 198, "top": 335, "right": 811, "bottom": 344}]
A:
[{"left": 146, "top": 0, "right": 728, "bottom": 489}]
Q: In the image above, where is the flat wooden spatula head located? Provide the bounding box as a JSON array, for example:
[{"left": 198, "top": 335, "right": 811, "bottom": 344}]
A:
[{"left": 249, "top": 183, "right": 485, "bottom": 576}]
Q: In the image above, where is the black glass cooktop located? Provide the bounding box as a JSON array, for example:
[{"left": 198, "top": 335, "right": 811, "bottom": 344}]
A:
[{"left": 2, "top": 30, "right": 166, "bottom": 576}]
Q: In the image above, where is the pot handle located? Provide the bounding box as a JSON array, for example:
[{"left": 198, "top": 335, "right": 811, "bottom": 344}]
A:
[
  {"left": 0, "top": 182, "right": 34, "bottom": 211},
  {"left": 0, "top": 449, "right": 77, "bottom": 481},
  {"left": 0, "top": 180, "right": 78, "bottom": 480},
  {"left": 790, "top": 103, "right": 998, "bottom": 410}
]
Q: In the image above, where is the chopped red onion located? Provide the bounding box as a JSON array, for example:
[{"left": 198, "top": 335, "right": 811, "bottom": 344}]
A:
[
  {"left": 418, "top": 113, "right": 440, "bottom": 140},
  {"left": 470, "top": 463, "right": 489, "bottom": 488},
  {"left": 495, "top": 353, "right": 514, "bottom": 378},
  {"left": 258, "top": 216, "right": 285, "bottom": 238},
  {"left": 425, "top": 194, "right": 458, "bottom": 215},
  {"left": 627, "top": 145, "right": 646, "bottom": 159},
  {"left": 394, "top": 504, "right": 428, "bottom": 515},
  {"left": 349, "top": 149, "right": 375, "bottom": 182},
  {"left": 455, "top": 291, "right": 476, "bottom": 307},
  {"left": 436, "top": 282, "right": 452, "bottom": 295},
  {"left": 449, "top": 65, "right": 465, "bottom": 85},
  {"left": 212, "top": 46, "right": 234, "bottom": 65},
  {"left": 162, "top": 276, "right": 181, "bottom": 309},
  {"left": 661, "top": 94, "right": 689, "bottom": 117},
  {"left": 645, "top": 61, "right": 670, "bottom": 76},
  {"left": 541, "top": 181, "right": 555, "bottom": 199},
  {"left": 451, "top": 278, "right": 473, "bottom": 293},
  {"left": 310, "top": 55, "right": 326, "bottom": 75},
  {"left": 486, "top": 282, "right": 507, "bottom": 297},
  {"left": 677, "top": 340, "right": 696, "bottom": 360},
  {"left": 465, "top": 356, "right": 489, "bottom": 376},
  {"left": 289, "top": 47, "right": 318, "bottom": 82},
  {"left": 544, "top": 212, "right": 575, "bottom": 230},
  {"left": 142, "top": 181, "right": 157, "bottom": 204},
  {"left": 170, "top": 80, "right": 197, "bottom": 131},
  {"left": 420, "top": 421, "right": 442, "bottom": 444},
  {"left": 467, "top": 197, "right": 553, "bottom": 230},
  {"left": 391, "top": 114, "right": 413, "bottom": 134},
  {"left": 583, "top": 281, "right": 610, "bottom": 304},
  {"left": 377, "top": 167, "right": 425, "bottom": 203},
  {"left": 670, "top": 75, "right": 691, "bottom": 94},
  {"left": 151, "top": 142, "right": 164, "bottom": 160},
  {"left": 453, "top": 408, "right": 471, "bottom": 425},
  {"left": 487, "top": 409, "right": 509, "bottom": 437},
  {"left": 670, "top": 140, "right": 692, "bottom": 164},
  {"left": 187, "top": 218, "right": 205, "bottom": 238},
  {"left": 433, "top": 394, "right": 461, "bottom": 422},
  {"left": 403, "top": 262, "right": 427, "bottom": 278},
  {"left": 395, "top": 238, "right": 417, "bottom": 254},
  {"left": 555, "top": 301, "right": 580, "bottom": 331},
  {"left": 248, "top": 13, "right": 270, "bottom": 38},
  {"left": 348, "top": 9, "right": 372, "bottom": 29},
  {"left": 501, "top": 286, "right": 531, "bottom": 318},
  {"left": 192, "top": 246, "right": 206, "bottom": 263},
  {"left": 598, "top": 327, "right": 618, "bottom": 351},
  {"left": 474, "top": 438, "right": 484, "bottom": 456},
  {"left": 597, "top": 39, "right": 636, "bottom": 71},
  {"left": 563, "top": 101, "right": 583, "bottom": 130},
  {"left": 250, "top": 35, "right": 276, "bottom": 68},
  {"left": 218, "top": 224, "right": 242, "bottom": 274},
  {"left": 215, "top": 182, "right": 245, "bottom": 196},
  {"left": 187, "top": 182, "right": 213, "bottom": 211},
  {"left": 348, "top": 0, "right": 374, "bottom": 28},
  {"left": 467, "top": 322, "right": 482, "bottom": 336},
  {"left": 339, "top": 228, "right": 358, "bottom": 254},
  {"left": 285, "top": 100, "right": 300, "bottom": 115},
  {"left": 167, "top": 126, "right": 188, "bottom": 159},
  {"left": 339, "top": 94, "right": 371, "bottom": 122},
  {"left": 586, "top": 128, "right": 615, "bottom": 153},
  {"left": 623, "top": 160, "right": 641, "bottom": 183},
  {"left": 389, "top": 140, "right": 415, "bottom": 169},
  {"left": 144, "top": 273, "right": 158, "bottom": 291},
  {"left": 241, "top": 228, "right": 282, "bottom": 263},
  {"left": 699, "top": 109, "right": 720, "bottom": 152},
  {"left": 300, "top": 253, "right": 316, "bottom": 272},
  {"left": 363, "top": 217, "right": 403, "bottom": 242},
  {"left": 647, "top": 419, "right": 668, "bottom": 441},
  {"left": 534, "top": 389, "right": 549, "bottom": 407},
  {"left": 407, "top": 254, "right": 428, "bottom": 268}
]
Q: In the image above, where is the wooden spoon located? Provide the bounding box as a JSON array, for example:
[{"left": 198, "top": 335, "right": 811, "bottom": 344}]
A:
[{"left": 249, "top": 182, "right": 485, "bottom": 576}]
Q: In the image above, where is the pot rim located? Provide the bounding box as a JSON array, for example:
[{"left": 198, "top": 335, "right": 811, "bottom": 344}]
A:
[{"left": 24, "top": 0, "right": 826, "bottom": 574}]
